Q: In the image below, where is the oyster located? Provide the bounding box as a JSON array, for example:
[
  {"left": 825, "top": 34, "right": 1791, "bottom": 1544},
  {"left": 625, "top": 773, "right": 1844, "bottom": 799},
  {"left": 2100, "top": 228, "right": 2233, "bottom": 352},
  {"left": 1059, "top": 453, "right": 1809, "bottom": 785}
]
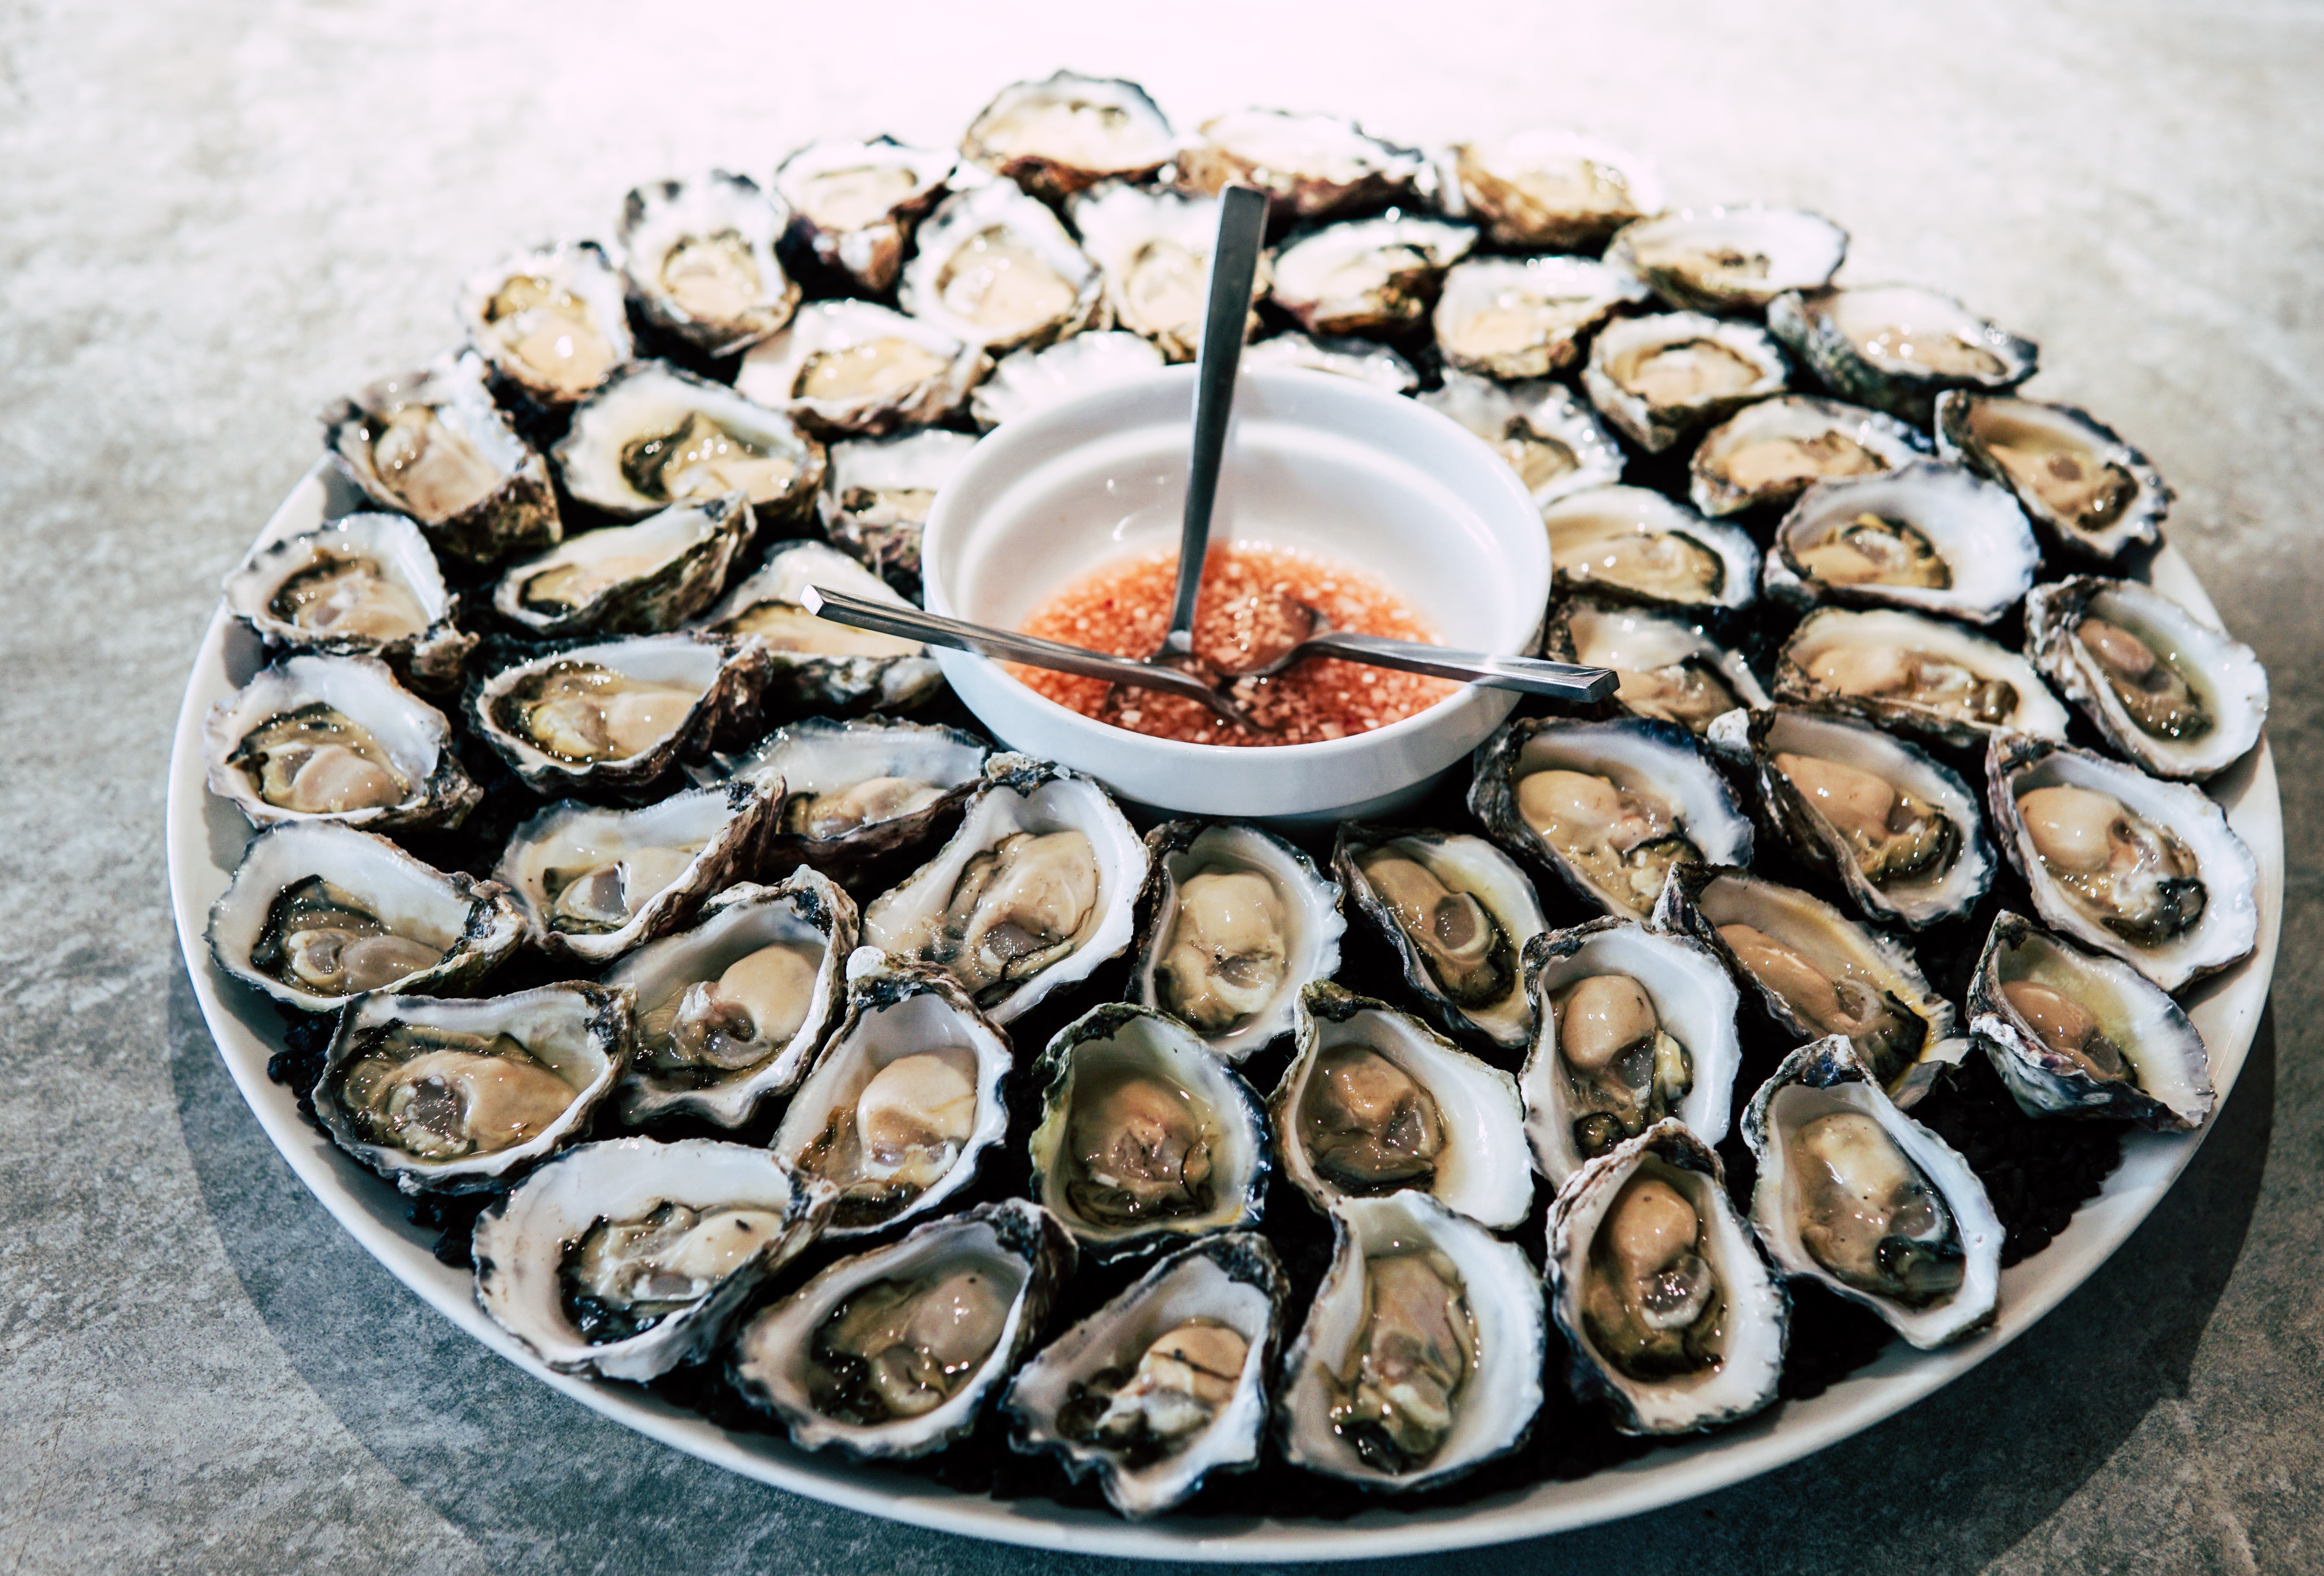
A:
[
  {"left": 553, "top": 361, "right": 826, "bottom": 528},
  {"left": 1520, "top": 919, "right": 1743, "bottom": 1185},
  {"left": 2025, "top": 577, "right": 2268, "bottom": 781},
  {"left": 1241, "top": 331, "right": 1418, "bottom": 394},
  {"left": 814, "top": 428, "right": 978, "bottom": 590},
  {"left": 1770, "top": 284, "right": 2036, "bottom": 424},
  {"left": 1274, "top": 984, "right": 1533, "bottom": 1229},
  {"left": 202, "top": 654, "right": 477, "bottom": 830},
  {"left": 1983, "top": 733, "right": 2258, "bottom": 991},
  {"left": 606, "top": 871, "right": 857, "bottom": 1127},
  {"left": 862, "top": 755, "right": 1147, "bottom": 1024},
  {"left": 897, "top": 181, "right": 1103, "bottom": 354},
  {"left": 1688, "top": 394, "right": 1926, "bottom": 519},
  {"left": 322, "top": 350, "right": 560, "bottom": 565},
  {"left": 1583, "top": 312, "right": 1788, "bottom": 454},
  {"left": 616, "top": 171, "right": 799, "bottom": 357},
  {"left": 1276, "top": 1192, "right": 1544, "bottom": 1490},
  {"left": 1542, "top": 598, "right": 1769, "bottom": 735},
  {"left": 496, "top": 778, "right": 779, "bottom": 963},
  {"left": 970, "top": 331, "right": 1167, "bottom": 429},
  {"left": 472, "top": 1137, "right": 832, "bottom": 1380},
  {"left": 1126, "top": 819, "right": 1344, "bottom": 1062},
  {"left": 1431, "top": 256, "right": 1648, "bottom": 381},
  {"left": 698, "top": 540, "right": 943, "bottom": 718},
  {"left": 206, "top": 822, "right": 525, "bottom": 1014},
  {"left": 1937, "top": 392, "right": 2169, "bottom": 564},
  {"left": 1470, "top": 715, "right": 1754, "bottom": 921},
  {"left": 1968, "top": 910, "right": 2215, "bottom": 1129},
  {"left": 1416, "top": 372, "right": 1624, "bottom": 510},
  {"left": 730, "top": 1199, "right": 1074, "bottom": 1458},
  {"left": 772, "top": 137, "right": 953, "bottom": 295},
  {"left": 456, "top": 239, "right": 633, "bottom": 406},
  {"left": 962, "top": 72, "right": 1178, "bottom": 201},
  {"left": 729, "top": 715, "right": 991, "bottom": 881},
  {"left": 1178, "top": 108, "right": 1425, "bottom": 221},
  {"left": 1774, "top": 606, "right": 2070, "bottom": 748},
  {"left": 1027, "top": 1003, "right": 1271, "bottom": 1263},
  {"left": 221, "top": 512, "right": 474, "bottom": 688},
  {"left": 1267, "top": 213, "right": 1476, "bottom": 338},
  {"left": 1765, "top": 460, "right": 2040, "bottom": 626},
  {"left": 1607, "top": 206, "right": 1847, "bottom": 314},
  {"left": 1740, "top": 706, "right": 1996, "bottom": 930},
  {"left": 1742, "top": 1037, "right": 2001, "bottom": 1348},
  {"left": 1547, "top": 1120, "right": 1786, "bottom": 1434},
  {"left": 1540, "top": 486, "right": 1760, "bottom": 611},
  {"left": 735, "top": 301, "right": 988, "bottom": 437},
  {"left": 311, "top": 982, "right": 630, "bottom": 1194},
  {"left": 1437, "top": 128, "right": 1661, "bottom": 252},
  {"left": 492, "top": 493, "right": 752, "bottom": 638},
  {"left": 1070, "top": 183, "right": 1264, "bottom": 361},
  {"left": 1004, "top": 1234, "right": 1284, "bottom": 1520},
  {"left": 1654, "top": 864, "right": 1962, "bottom": 1103},
  {"left": 470, "top": 634, "right": 761, "bottom": 796},
  {"left": 769, "top": 948, "right": 1013, "bottom": 1237},
  {"left": 1334, "top": 826, "right": 1547, "bottom": 1049}
]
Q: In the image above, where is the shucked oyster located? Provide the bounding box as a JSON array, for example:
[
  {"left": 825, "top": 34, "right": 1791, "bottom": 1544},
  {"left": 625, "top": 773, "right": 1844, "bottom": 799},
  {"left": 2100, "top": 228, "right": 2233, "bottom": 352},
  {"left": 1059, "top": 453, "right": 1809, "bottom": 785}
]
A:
[
  {"left": 898, "top": 181, "right": 1103, "bottom": 355},
  {"left": 1540, "top": 487, "right": 1760, "bottom": 612},
  {"left": 203, "top": 654, "right": 477, "bottom": 831},
  {"left": 1774, "top": 606, "right": 2070, "bottom": 749},
  {"left": 1431, "top": 256, "right": 1647, "bottom": 381},
  {"left": 1687, "top": 394, "right": 1925, "bottom": 519},
  {"left": 456, "top": 240, "right": 633, "bottom": 406},
  {"left": 470, "top": 635, "right": 761, "bottom": 796},
  {"left": 616, "top": 171, "right": 800, "bottom": 357},
  {"left": 728, "top": 714, "right": 991, "bottom": 883},
  {"left": 2024, "top": 577, "right": 2267, "bottom": 781},
  {"left": 1334, "top": 826, "right": 1547, "bottom": 1049},
  {"left": 1414, "top": 372, "right": 1624, "bottom": 509},
  {"left": 1770, "top": 284, "right": 2036, "bottom": 425},
  {"left": 735, "top": 301, "right": 989, "bottom": 437},
  {"left": 1542, "top": 598, "right": 1769, "bottom": 735},
  {"left": 492, "top": 493, "right": 752, "bottom": 639},
  {"left": 1068, "top": 183, "right": 1267, "bottom": 361},
  {"left": 1178, "top": 109, "right": 1425, "bottom": 221},
  {"left": 1437, "top": 128, "right": 1662, "bottom": 252},
  {"left": 554, "top": 361, "right": 826, "bottom": 529},
  {"left": 961, "top": 72, "right": 1178, "bottom": 201},
  {"left": 1937, "top": 392, "right": 2169, "bottom": 564},
  {"left": 773, "top": 137, "right": 954, "bottom": 295},
  {"left": 1582, "top": 311, "right": 1788, "bottom": 454},
  {"left": 221, "top": 512, "right": 474, "bottom": 689},
  {"left": 815, "top": 428, "right": 979, "bottom": 590},
  {"left": 698, "top": 540, "right": 942, "bottom": 718},
  {"left": 1765, "top": 460, "right": 2040, "bottom": 626},
  {"left": 1267, "top": 213, "right": 1475, "bottom": 338},
  {"left": 1607, "top": 206, "right": 1847, "bottom": 314}
]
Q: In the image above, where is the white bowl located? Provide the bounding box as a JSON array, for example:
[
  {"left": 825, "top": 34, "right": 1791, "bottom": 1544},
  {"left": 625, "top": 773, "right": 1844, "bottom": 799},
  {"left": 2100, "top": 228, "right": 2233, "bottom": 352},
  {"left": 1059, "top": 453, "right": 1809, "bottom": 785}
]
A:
[{"left": 920, "top": 366, "right": 1550, "bottom": 819}]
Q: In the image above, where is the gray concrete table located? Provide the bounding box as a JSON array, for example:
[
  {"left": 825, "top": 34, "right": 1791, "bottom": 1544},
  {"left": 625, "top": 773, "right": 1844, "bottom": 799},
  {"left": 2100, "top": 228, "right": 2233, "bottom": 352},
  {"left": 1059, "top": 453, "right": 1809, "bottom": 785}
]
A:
[{"left": 5, "top": 1, "right": 2319, "bottom": 1569}]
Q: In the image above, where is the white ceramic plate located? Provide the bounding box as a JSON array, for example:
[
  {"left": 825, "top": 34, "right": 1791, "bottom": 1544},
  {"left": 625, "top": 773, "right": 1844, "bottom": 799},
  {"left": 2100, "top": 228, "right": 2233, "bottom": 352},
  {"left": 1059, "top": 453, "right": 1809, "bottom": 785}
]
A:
[{"left": 167, "top": 463, "right": 2281, "bottom": 1561}]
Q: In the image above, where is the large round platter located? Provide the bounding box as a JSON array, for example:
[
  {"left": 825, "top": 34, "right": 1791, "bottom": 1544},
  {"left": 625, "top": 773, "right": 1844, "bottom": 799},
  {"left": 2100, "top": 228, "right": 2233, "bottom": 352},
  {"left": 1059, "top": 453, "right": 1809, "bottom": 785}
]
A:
[{"left": 168, "top": 457, "right": 2280, "bottom": 1560}]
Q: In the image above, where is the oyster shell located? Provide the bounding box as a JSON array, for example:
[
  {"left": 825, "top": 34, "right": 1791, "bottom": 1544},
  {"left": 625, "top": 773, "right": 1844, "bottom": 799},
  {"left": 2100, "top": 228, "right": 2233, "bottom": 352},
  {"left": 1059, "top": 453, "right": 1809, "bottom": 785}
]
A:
[
  {"left": 1070, "top": 183, "right": 1264, "bottom": 361},
  {"left": 1770, "top": 284, "right": 2036, "bottom": 424},
  {"left": 1004, "top": 1234, "right": 1284, "bottom": 1520},
  {"left": 616, "top": 171, "right": 799, "bottom": 357},
  {"left": 1469, "top": 715, "right": 1754, "bottom": 921},
  {"left": 772, "top": 137, "right": 953, "bottom": 295},
  {"left": 206, "top": 821, "right": 524, "bottom": 1014},
  {"left": 1437, "top": 128, "right": 1662, "bottom": 252},
  {"left": 469, "top": 634, "right": 761, "bottom": 796},
  {"left": 769, "top": 948, "right": 1014, "bottom": 1237},
  {"left": 970, "top": 331, "right": 1166, "bottom": 429},
  {"left": 496, "top": 778, "right": 779, "bottom": 963},
  {"left": 1126, "top": 819, "right": 1345, "bottom": 1062},
  {"left": 1583, "top": 311, "right": 1789, "bottom": 454},
  {"left": 1027, "top": 1003, "right": 1271, "bottom": 1263},
  {"left": 311, "top": 982, "right": 630, "bottom": 1194},
  {"left": 729, "top": 715, "right": 992, "bottom": 882},
  {"left": 862, "top": 755, "right": 1147, "bottom": 1024},
  {"left": 1546, "top": 1119, "right": 1786, "bottom": 1434},
  {"left": 1742, "top": 1037, "right": 2001, "bottom": 1348},
  {"left": 1983, "top": 733, "right": 2258, "bottom": 992},
  {"left": 455, "top": 239, "right": 633, "bottom": 406},
  {"left": 322, "top": 350, "right": 560, "bottom": 565},
  {"left": 1178, "top": 109, "right": 1424, "bottom": 221},
  {"left": 730, "top": 1198, "right": 1075, "bottom": 1458},
  {"left": 1542, "top": 597, "right": 1769, "bottom": 735},
  {"left": 553, "top": 361, "right": 826, "bottom": 528},
  {"left": 1968, "top": 910, "right": 2215, "bottom": 1129},
  {"left": 897, "top": 181, "right": 1103, "bottom": 354},
  {"left": 2024, "top": 577, "right": 2267, "bottom": 781},
  {"left": 1520, "top": 918, "right": 1743, "bottom": 1185},
  {"left": 1687, "top": 394, "right": 1926, "bottom": 519},
  {"left": 202, "top": 654, "right": 478, "bottom": 830},
  {"left": 1241, "top": 331, "right": 1418, "bottom": 394},
  {"left": 1431, "top": 256, "right": 1648, "bottom": 381},
  {"left": 221, "top": 512, "right": 474, "bottom": 688},
  {"left": 960, "top": 72, "right": 1178, "bottom": 201},
  {"left": 1334, "top": 826, "right": 1547, "bottom": 1049},
  {"left": 1416, "top": 372, "right": 1624, "bottom": 510},
  {"left": 735, "top": 301, "right": 988, "bottom": 437},
  {"left": 1764, "top": 460, "right": 2040, "bottom": 626},
  {"left": 492, "top": 493, "right": 752, "bottom": 639},
  {"left": 1267, "top": 213, "right": 1476, "bottom": 338},
  {"left": 1540, "top": 486, "right": 1760, "bottom": 611},
  {"left": 1936, "top": 392, "right": 2169, "bottom": 564},
  {"left": 1273, "top": 984, "right": 1533, "bottom": 1229},
  {"left": 1607, "top": 206, "right": 1847, "bottom": 314},
  {"left": 471, "top": 1137, "right": 832, "bottom": 1380},
  {"left": 698, "top": 540, "right": 943, "bottom": 717},
  {"left": 815, "top": 428, "right": 978, "bottom": 590},
  {"left": 606, "top": 871, "right": 857, "bottom": 1127},
  {"left": 1276, "top": 1192, "right": 1545, "bottom": 1490},
  {"left": 1773, "top": 606, "right": 2070, "bottom": 748}
]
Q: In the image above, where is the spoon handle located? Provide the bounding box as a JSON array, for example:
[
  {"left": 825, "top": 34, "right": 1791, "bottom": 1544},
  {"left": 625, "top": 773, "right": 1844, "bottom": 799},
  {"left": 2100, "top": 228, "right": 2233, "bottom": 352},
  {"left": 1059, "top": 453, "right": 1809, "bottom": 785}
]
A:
[
  {"left": 1163, "top": 184, "right": 1271, "bottom": 658},
  {"left": 1296, "top": 630, "right": 1622, "bottom": 703}
]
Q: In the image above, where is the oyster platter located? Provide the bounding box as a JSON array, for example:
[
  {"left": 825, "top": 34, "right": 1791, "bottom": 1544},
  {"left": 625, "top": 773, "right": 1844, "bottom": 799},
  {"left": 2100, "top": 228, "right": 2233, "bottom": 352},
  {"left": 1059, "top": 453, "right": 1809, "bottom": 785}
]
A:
[{"left": 164, "top": 70, "right": 2282, "bottom": 1557}]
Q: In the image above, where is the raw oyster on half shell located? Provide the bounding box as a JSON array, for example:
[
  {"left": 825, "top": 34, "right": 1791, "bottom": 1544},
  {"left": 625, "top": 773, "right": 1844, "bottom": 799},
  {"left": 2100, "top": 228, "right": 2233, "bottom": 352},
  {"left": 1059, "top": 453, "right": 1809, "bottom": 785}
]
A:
[
  {"left": 1431, "top": 256, "right": 1647, "bottom": 381},
  {"left": 698, "top": 540, "right": 942, "bottom": 717},
  {"left": 1773, "top": 606, "right": 2069, "bottom": 748},
  {"left": 1417, "top": 372, "right": 1624, "bottom": 509},
  {"left": 492, "top": 493, "right": 752, "bottom": 639},
  {"left": 1583, "top": 312, "right": 1788, "bottom": 454},
  {"left": 970, "top": 331, "right": 1166, "bottom": 429},
  {"left": 554, "top": 361, "right": 825, "bottom": 529},
  {"left": 1937, "top": 392, "right": 2168, "bottom": 564},
  {"left": 773, "top": 137, "right": 954, "bottom": 295},
  {"left": 1770, "top": 284, "right": 2035, "bottom": 424},
  {"left": 1540, "top": 487, "right": 1760, "bottom": 611},
  {"left": 1178, "top": 109, "right": 1424, "bottom": 221},
  {"left": 1687, "top": 394, "right": 1925, "bottom": 519},
  {"left": 1241, "top": 331, "right": 1417, "bottom": 393},
  {"left": 1437, "top": 128, "right": 1661, "bottom": 252},
  {"left": 1542, "top": 598, "right": 1769, "bottom": 735},
  {"left": 1607, "top": 206, "right": 1846, "bottom": 314},
  {"left": 815, "top": 428, "right": 978, "bottom": 590},
  {"left": 456, "top": 239, "right": 633, "bottom": 406},
  {"left": 221, "top": 512, "right": 474, "bottom": 688},
  {"left": 1334, "top": 826, "right": 1547, "bottom": 1049},
  {"left": 1267, "top": 213, "right": 1476, "bottom": 338},
  {"left": 1070, "top": 183, "right": 1266, "bottom": 362},
  {"left": 960, "top": 72, "right": 1178, "bottom": 201},
  {"left": 736, "top": 301, "right": 988, "bottom": 437},
  {"left": 1764, "top": 460, "right": 2040, "bottom": 626},
  {"left": 2024, "top": 577, "right": 2267, "bottom": 781},
  {"left": 729, "top": 714, "right": 992, "bottom": 882},
  {"left": 898, "top": 181, "right": 1103, "bottom": 355},
  {"left": 470, "top": 634, "right": 761, "bottom": 796},
  {"left": 616, "top": 170, "right": 799, "bottom": 356},
  {"left": 203, "top": 654, "right": 477, "bottom": 831}
]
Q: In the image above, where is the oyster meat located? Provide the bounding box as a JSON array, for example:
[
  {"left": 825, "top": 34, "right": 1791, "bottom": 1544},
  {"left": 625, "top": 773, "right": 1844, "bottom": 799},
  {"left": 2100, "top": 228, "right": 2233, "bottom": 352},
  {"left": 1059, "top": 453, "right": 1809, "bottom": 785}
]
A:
[
  {"left": 1770, "top": 284, "right": 2036, "bottom": 424},
  {"left": 1937, "top": 391, "right": 2169, "bottom": 563},
  {"left": 1774, "top": 605, "right": 2070, "bottom": 748},
  {"left": 617, "top": 171, "right": 799, "bottom": 356},
  {"left": 1543, "top": 597, "right": 1769, "bottom": 735},
  {"left": 471, "top": 635, "right": 758, "bottom": 795},
  {"left": 773, "top": 137, "right": 953, "bottom": 295},
  {"left": 1334, "top": 826, "right": 1546, "bottom": 1049},
  {"left": 1177, "top": 109, "right": 1424, "bottom": 221},
  {"left": 898, "top": 181, "right": 1103, "bottom": 354},
  {"left": 1765, "top": 459, "right": 2040, "bottom": 626},
  {"left": 554, "top": 361, "right": 826, "bottom": 528},
  {"left": 1267, "top": 213, "right": 1475, "bottom": 338},
  {"left": 456, "top": 239, "right": 633, "bottom": 405},
  {"left": 1607, "top": 206, "right": 1847, "bottom": 313},
  {"left": 221, "top": 512, "right": 474, "bottom": 688},
  {"left": 1688, "top": 394, "right": 1925, "bottom": 519},
  {"left": 1540, "top": 486, "right": 1760, "bottom": 611},
  {"left": 1431, "top": 256, "right": 1647, "bottom": 381},
  {"left": 815, "top": 428, "right": 978, "bottom": 590},
  {"left": 699, "top": 540, "right": 942, "bottom": 717},
  {"left": 492, "top": 493, "right": 751, "bottom": 638},
  {"left": 728, "top": 714, "right": 991, "bottom": 881},
  {"left": 1070, "top": 183, "right": 1265, "bottom": 361},
  {"left": 736, "top": 300, "right": 988, "bottom": 437}
]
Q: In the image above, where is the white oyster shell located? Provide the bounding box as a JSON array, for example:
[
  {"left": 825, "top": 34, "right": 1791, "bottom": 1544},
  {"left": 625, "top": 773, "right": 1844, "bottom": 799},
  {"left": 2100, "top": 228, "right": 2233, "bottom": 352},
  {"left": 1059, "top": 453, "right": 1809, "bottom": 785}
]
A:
[
  {"left": 468, "top": 633, "right": 762, "bottom": 796},
  {"left": 1688, "top": 394, "right": 1926, "bottom": 518},
  {"left": 1240, "top": 331, "right": 1417, "bottom": 393},
  {"left": 553, "top": 361, "right": 825, "bottom": 526},
  {"left": 1437, "top": 128, "right": 1662, "bottom": 252},
  {"left": 729, "top": 714, "right": 991, "bottom": 880},
  {"left": 698, "top": 540, "right": 942, "bottom": 716},
  {"left": 970, "top": 331, "right": 1166, "bottom": 430},
  {"left": 961, "top": 72, "right": 1178, "bottom": 201},
  {"left": 1770, "top": 284, "right": 2036, "bottom": 424},
  {"left": 1178, "top": 109, "right": 1424, "bottom": 221},
  {"left": 1543, "top": 597, "right": 1770, "bottom": 735},
  {"left": 773, "top": 137, "right": 954, "bottom": 295},
  {"left": 1267, "top": 213, "right": 1475, "bottom": 338},
  {"left": 1334, "top": 826, "right": 1547, "bottom": 1049},
  {"left": 1432, "top": 255, "right": 1648, "bottom": 381},
  {"left": 1937, "top": 391, "right": 2169, "bottom": 564},
  {"left": 1069, "top": 183, "right": 1262, "bottom": 361}
]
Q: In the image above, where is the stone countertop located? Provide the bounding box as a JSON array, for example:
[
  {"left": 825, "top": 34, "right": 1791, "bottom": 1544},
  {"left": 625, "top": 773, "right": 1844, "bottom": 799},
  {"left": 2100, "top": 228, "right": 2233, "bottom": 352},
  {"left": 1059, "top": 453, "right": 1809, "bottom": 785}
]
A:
[{"left": 5, "top": 1, "right": 2319, "bottom": 1571}]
